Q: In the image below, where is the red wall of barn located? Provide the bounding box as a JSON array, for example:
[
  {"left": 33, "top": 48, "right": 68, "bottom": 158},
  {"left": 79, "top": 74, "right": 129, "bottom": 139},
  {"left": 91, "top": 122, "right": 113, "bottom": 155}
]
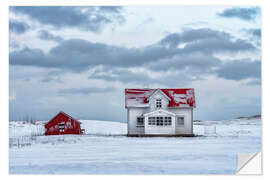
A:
[{"left": 45, "top": 112, "right": 81, "bottom": 135}]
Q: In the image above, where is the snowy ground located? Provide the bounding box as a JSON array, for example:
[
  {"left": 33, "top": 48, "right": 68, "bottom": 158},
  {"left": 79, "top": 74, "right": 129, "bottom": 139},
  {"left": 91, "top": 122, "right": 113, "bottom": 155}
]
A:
[{"left": 9, "top": 118, "right": 261, "bottom": 174}]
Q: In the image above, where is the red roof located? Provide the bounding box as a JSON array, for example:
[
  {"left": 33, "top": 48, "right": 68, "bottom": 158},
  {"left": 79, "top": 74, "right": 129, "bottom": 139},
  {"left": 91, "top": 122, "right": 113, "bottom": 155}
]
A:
[
  {"left": 125, "top": 88, "right": 196, "bottom": 108},
  {"left": 45, "top": 111, "right": 81, "bottom": 126}
]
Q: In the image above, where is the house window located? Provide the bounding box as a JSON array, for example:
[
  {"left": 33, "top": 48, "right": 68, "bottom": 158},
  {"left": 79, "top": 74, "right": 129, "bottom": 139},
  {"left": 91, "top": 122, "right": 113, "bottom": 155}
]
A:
[
  {"left": 156, "top": 117, "right": 164, "bottom": 126},
  {"left": 148, "top": 117, "right": 156, "bottom": 125},
  {"left": 177, "top": 117, "right": 184, "bottom": 125},
  {"left": 58, "top": 122, "right": 65, "bottom": 132},
  {"left": 156, "top": 99, "right": 162, "bottom": 108},
  {"left": 137, "top": 117, "right": 144, "bottom": 126},
  {"left": 148, "top": 116, "right": 172, "bottom": 126},
  {"left": 164, "top": 117, "right": 172, "bottom": 126}
]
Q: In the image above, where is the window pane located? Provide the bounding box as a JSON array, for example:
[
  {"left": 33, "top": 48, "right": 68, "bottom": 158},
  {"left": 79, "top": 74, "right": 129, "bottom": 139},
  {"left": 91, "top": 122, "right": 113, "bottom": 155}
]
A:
[
  {"left": 156, "top": 99, "right": 162, "bottom": 108},
  {"left": 157, "top": 118, "right": 161, "bottom": 126},
  {"left": 137, "top": 117, "right": 144, "bottom": 125},
  {"left": 177, "top": 117, "right": 184, "bottom": 125}
]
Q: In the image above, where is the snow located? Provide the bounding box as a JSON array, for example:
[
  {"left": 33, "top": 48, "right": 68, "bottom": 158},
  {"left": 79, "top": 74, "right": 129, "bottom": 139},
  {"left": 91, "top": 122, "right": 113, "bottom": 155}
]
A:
[
  {"left": 125, "top": 89, "right": 153, "bottom": 107},
  {"left": 80, "top": 120, "right": 127, "bottom": 135},
  {"left": 9, "top": 121, "right": 45, "bottom": 138},
  {"left": 9, "top": 118, "right": 261, "bottom": 174}
]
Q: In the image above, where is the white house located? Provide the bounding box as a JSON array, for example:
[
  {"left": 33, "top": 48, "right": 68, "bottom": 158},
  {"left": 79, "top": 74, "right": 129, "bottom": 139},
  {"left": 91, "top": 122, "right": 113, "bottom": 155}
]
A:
[{"left": 125, "top": 88, "right": 196, "bottom": 136}]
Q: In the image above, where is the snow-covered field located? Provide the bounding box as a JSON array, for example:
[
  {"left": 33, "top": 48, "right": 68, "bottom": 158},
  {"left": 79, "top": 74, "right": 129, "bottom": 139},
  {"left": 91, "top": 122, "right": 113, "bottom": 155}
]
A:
[{"left": 9, "top": 118, "right": 261, "bottom": 174}]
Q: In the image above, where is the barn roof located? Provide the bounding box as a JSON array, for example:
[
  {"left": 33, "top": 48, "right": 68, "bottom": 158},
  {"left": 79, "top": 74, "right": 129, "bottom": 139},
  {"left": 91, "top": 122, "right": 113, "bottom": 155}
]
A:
[
  {"left": 45, "top": 111, "right": 81, "bottom": 125},
  {"left": 125, "top": 88, "right": 196, "bottom": 108}
]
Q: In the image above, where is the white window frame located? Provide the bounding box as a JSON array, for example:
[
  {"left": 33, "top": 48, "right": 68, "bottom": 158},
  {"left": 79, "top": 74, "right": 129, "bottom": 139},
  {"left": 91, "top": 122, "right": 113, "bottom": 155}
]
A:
[
  {"left": 156, "top": 99, "right": 162, "bottom": 108},
  {"left": 177, "top": 116, "right": 185, "bottom": 126},
  {"left": 148, "top": 117, "right": 156, "bottom": 125},
  {"left": 58, "top": 122, "right": 65, "bottom": 132},
  {"left": 164, "top": 117, "right": 172, "bottom": 126},
  {"left": 148, "top": 116, "right": 172, "bottom": 126},
  {"left": 156, "top": 116, "right": 164, "bottom": 126}
]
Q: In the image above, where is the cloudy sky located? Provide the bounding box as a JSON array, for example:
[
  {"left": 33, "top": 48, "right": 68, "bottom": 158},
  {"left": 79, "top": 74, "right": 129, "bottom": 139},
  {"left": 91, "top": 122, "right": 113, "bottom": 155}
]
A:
[{"left": 9, "top": 6, "right": 261, "bottom": 122}]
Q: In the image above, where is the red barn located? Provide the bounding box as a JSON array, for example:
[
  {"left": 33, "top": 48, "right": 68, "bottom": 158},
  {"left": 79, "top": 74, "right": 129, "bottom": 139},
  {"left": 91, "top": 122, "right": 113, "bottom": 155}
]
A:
[{"left": 45, "top": 111, "right": 82, "bottom": 135}]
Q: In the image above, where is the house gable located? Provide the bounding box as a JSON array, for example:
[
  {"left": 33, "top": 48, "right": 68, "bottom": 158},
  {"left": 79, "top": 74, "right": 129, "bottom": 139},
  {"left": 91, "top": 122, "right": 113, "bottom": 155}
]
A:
[
  {"left": 148, "top": 89, "right": 171, "bottom": 101},
  {"left": 148, "top": 89, "right": 170, "bottom": 111}
]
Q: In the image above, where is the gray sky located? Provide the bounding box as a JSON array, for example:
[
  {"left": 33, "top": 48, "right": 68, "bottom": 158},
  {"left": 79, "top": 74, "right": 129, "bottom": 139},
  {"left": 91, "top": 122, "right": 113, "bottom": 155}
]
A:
[{"left": 9, "top": 6, "right": 261, "bottom": 122}]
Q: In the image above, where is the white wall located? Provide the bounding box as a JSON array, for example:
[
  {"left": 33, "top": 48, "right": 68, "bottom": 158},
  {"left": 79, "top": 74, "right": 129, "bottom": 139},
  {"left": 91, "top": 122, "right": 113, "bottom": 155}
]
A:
[
  {"left": 127, "top": 107, "right": 149, "bottom": 135},
  {"left": 169, "top": 108, "right": 193, "bottom": 134},
  {"left": 149, "top": 90, "right": 169, "bottom": 111}
]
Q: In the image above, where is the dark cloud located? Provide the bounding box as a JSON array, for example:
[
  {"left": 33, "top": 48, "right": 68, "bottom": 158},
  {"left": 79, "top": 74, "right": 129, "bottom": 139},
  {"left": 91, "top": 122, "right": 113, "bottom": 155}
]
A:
[
  {"left": 89, "top": 68, "right": 197, "bottom": 87},
  {"left": 159, "top": 28, "right": 229, "bottom": 48},
  {"left": 98, "top": 6, "right": 123, "bottom": 13},
  {"left": 38, "top": 30, "right": 63, "bottom": 42},
  {"left": 10, "top": 28, "right": 256, "bottom": 72},
  {"left": 10, "top": 47, "right": 48, "bottom": 66},
  {"left": 159, "top": 28, "right": 255, "bottom": 53},
  {"left": 147, "top": 54, "right": 222, "bottom": 72},
  {"left": 58, "top": 87, "right": 115, "bottom": 95},
  {"left": 9, "top": 20, "right": 30, "bottom": 34},
  {"left": 10, "top": 6, "right": 125, "bottom": 32},
  {"left": 241, "top": 28, "right": 261, "bottom": 48},
  {"left": 9, "top": 39, "right": 177, "bottom": 71},
  {"left": 89, "top": 68, "right": 149, "bottom": 83},
  {"left": 248, "top": 28, "right": 261, "bottom": 38},
  {"left": 217, "top": 7, "right": 260, "bottom": 21},
  {"left": 10, "top": 27, "right": 260, "bottom": 85},
  {"left": 215, "top": 59, "right": 261, "bottom": 80}
]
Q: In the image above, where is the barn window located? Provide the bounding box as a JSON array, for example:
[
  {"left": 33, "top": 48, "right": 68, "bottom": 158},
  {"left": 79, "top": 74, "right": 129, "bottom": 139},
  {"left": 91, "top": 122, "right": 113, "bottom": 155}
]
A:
[
  {"left": 137, "top": 117, "right": 144, "bottom": 127},
  {"left": 156, "top": 99, "right": 162, "bottom": 108},
  {"left": 58, "top": 122, "right": 65, "bottom": 132},
  {"left": 177, "top": 117, "right": 184, "bottom": 125}
]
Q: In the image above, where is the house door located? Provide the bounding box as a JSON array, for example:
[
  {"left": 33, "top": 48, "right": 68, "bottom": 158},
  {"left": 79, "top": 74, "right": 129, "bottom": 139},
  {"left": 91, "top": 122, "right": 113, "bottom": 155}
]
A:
[{"left": 175, "top": 116, "right": 184, "bottom": 134}]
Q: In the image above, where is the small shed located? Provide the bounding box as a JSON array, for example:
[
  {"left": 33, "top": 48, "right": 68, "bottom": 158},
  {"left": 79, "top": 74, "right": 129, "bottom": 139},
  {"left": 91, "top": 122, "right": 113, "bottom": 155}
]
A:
[{"left": 45, "top": 111, "right": 82, "bottom": 135}]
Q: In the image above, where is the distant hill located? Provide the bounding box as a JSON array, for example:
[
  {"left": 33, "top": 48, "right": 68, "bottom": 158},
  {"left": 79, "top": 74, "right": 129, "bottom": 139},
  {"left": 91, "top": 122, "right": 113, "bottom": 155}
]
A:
[{"left": 235, "top": 114, "right": 261, "bottom": 120}]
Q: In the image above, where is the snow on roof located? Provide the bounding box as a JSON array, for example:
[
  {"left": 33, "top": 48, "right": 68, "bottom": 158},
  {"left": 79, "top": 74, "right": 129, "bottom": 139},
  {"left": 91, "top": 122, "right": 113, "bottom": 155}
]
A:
[{"left": 125, "top": 88, "right": 196, "bottom": 108}]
